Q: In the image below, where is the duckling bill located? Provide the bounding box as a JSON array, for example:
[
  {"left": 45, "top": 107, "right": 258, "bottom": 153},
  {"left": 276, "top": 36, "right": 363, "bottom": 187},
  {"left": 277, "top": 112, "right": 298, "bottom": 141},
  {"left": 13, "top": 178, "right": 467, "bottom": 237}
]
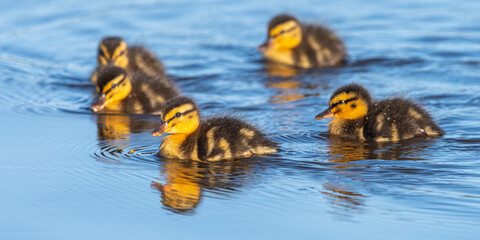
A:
[
  {"left": 259, "top": 14, "right": 346, "bottom": 68},
  {"left": 90, "top": 36, "right": 166, "bottom": 84},
  {"left": 152, "top": 97, "right": 278, "bottom": 161},
  {"left": 315, "top": 84, "right": 445, "bottom": 142},
  {"left": 91, "top": 66, "right": 178, "bottom": 114}
]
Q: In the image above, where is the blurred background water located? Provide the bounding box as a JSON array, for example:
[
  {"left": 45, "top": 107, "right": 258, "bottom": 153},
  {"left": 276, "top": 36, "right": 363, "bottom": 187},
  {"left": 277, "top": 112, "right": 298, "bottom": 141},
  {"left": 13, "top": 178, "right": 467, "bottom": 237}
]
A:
[{"left": 1, "top": 0, "right": 480, "bottom": 239}]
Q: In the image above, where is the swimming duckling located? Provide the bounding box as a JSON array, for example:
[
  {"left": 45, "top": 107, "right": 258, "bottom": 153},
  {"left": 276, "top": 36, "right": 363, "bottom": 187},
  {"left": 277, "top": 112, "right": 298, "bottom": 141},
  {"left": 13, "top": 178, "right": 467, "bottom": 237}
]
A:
[
  {"left": 315, "top": 84, "right": 445, "bottom": 142},
  {"left": 89, "top": 36, "right": 166, "bottom": 84},
  {"left": 151, "top": 97, "right": 278, "bottom": 161},
  {"left": 91, "top": 66, "right": 179, "bottom": 114},
  {"left": 258, "top": 14, "right": 346, "bottom": 68}
]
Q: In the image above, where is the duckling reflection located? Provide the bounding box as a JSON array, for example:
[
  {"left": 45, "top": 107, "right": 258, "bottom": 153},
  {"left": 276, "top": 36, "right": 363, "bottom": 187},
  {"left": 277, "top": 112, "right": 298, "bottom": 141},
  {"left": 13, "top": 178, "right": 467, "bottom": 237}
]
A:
[
  {"left": 267, "top": 78, "right": 320, "bottom": 103},
  {"left": 96, "top": 114, "right": 132, "bottom": 141},
  {"left": 96, "top": 114, "right": 159, "bottom": 141},
  {"left": 263, "top": 62, "right": 307, "bottom": 103},
  {"left": 264, "top": 62, "right": 299, "bottom": 77},
  {"left": 151, "top": 159, "right": 257, "bottom": 213},
  {"left": 320, "top": 138, "right": 432, "bottom": 217},
  {"left": 151, "top": 161, "right": 202, "bottom": 212},
  {"left": 263, "top": 62, "right": 339, "bottom": 104},
  {"left": 321, "top": 183, "right": 365, "bottom": 214},
  {"left": 327, "top": 136, "right": 432, "bottom": 165},
  {"left": 95, "top": 114, "right": 159, "bottom": 157}
]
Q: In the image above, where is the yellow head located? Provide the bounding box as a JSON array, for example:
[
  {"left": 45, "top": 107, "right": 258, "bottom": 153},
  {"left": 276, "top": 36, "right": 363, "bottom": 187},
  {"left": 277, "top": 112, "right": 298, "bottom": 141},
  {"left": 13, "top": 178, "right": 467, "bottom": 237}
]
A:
[
  {"left": 97, "top": 36, "right": 129, "bottom": 68},
  {"left": 315, "top": 84, "right": 372, "bottom": 120},
  {"left": 258, "top": 14, "right": 303, "bottom": 51},
  {"left": 152, "top": 97, "right": 200, "bottom": 137},
  {"left": 91, "top": 66, "right": 132, "bottom": 112}
]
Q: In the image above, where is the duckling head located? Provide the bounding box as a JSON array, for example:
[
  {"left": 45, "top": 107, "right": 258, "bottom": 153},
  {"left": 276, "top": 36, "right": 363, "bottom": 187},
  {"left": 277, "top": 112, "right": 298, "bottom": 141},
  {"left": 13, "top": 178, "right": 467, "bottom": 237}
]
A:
[
  {"left": 91, "top": 66, "right": 132, "bottom": 112},
  {"left": 152, "top": 97, "right": 200, "bottom": 137},
  {"left": 316, "top": 84, "right": 372, "bottom": 120},
  {"left": 97, "top": 36, "right": 129, "bottom": 68},
  {"left": 258, "top": 14, "right": 303, "bottom": 51}
]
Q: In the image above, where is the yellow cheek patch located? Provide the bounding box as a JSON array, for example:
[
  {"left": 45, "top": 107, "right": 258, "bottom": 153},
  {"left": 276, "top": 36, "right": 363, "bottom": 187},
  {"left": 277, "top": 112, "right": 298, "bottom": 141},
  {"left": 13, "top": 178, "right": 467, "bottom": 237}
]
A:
[
  {"left": 329, "top": 92, "right": 368, "bottom": 120},
  {"left": 270, "top": 20, "right": 302, "bottom": 49},
  {"left": 114, "top": 56, "right": 129, "bottom": 68},
  {"left": 98, "top": 56, "right": 108, "bottom": 65}
]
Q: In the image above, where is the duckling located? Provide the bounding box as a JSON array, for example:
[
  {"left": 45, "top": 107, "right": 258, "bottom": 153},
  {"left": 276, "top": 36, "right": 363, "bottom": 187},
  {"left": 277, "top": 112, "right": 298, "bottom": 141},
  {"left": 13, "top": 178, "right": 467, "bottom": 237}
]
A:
[
  {"left": 315, "top": 84, "right": 445, "bottom": 142},
  {"left": 91, "top": 66, "right": 179, "bottom": 114},
  {"left": 89, "top": 36, "right": 166, "bottom": 84},
  {"left": 151, "top": 97, "right": 278, "bottom": 161},
  {"left": 258, "top": 14, "right": 346, "bottom": 68}
]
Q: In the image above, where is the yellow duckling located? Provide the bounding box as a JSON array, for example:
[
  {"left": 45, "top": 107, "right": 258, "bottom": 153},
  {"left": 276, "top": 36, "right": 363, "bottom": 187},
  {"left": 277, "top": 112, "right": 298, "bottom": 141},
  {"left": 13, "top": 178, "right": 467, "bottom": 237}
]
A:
[
  {"left": 91, "top": 66, "right": 179, "bottom": 114},
  {"left": 151, "top": 97, "right": 278, "bottom": 161},
  {"left": 315, "top": 84, "right": 445, "bottom": 142},
  {"left": 258, "top": 14, "right": 346, "bottom": 68},
  {"left": 89, "top": 36, "right": 166, "bottom": 84}
]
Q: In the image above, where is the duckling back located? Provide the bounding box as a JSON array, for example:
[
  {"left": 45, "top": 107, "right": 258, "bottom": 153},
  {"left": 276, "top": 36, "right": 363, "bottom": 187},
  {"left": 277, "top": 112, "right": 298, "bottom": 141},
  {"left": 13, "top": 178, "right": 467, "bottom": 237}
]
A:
[
  {"left": 369, "top": 98, "right": 445, "bottom": 142},
  {"left": 181, "top": 117, "right": 278, "bottom": 161},
  {"left": 127, "top": 46, "right": 166, "bottom": 78},
  {"left": 296, "top": 24, "right": 346, "bottom": 68},
  {"left": 124, "top": 72, "right": 179, "bottom": 114}
]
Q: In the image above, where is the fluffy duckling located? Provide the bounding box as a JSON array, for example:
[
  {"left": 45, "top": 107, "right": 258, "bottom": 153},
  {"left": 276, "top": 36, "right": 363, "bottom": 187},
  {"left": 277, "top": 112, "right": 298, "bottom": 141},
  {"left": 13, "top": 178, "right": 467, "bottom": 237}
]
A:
[
  {"left": 89, "top": 36, "right": 166, "bottom": 84},
  {"left": 151, "top": 97, "right": 278, "bottom": 161},
  {"left": 91, "top": 66, "right": 179, "bottom": 114},
  {"left": 258, "top": 14, "right": 346, "bottom": 68},
  {"left": 315, "top": 84, "right": 445, "bottom": 142}
]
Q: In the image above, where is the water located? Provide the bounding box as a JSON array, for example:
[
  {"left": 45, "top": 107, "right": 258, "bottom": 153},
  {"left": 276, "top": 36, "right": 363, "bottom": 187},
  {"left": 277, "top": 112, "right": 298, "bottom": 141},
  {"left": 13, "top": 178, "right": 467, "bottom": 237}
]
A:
[{"left": 1, "top": 0, "right": 480, "bottom": 239}]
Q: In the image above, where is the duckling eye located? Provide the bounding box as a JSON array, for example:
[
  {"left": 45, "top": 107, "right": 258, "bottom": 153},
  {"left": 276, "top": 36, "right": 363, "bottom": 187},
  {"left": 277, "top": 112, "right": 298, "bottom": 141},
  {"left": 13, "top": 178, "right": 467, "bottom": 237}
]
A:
[
  {"left": 98, "top": 49, "right": 104, "bottom": 57},
  {"left": 111, "top": 83, "right": 118, "bottom": 89},
  {"left": 175, "top": 112, "right": 181, "bottom": 118},
  {"left": 279, "top": 30, "right": 286, "bottom": 34},
  {"left": 118, "top": 51, "right": 125, "bottom": 57}
]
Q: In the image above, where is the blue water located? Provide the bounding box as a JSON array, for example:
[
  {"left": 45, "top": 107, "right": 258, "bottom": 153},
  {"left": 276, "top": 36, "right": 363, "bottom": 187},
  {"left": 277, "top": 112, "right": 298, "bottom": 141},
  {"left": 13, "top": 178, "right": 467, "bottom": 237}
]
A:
[{"left": 1, "top": 0, "right": 480, "bottom": 239}]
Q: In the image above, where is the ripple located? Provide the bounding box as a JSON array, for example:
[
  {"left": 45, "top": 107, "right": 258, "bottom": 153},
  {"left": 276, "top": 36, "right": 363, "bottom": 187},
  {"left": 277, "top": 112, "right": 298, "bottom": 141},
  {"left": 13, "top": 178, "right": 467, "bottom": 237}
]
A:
[{"left": 350, "top": 57, "right": 425, "bottom": 67}]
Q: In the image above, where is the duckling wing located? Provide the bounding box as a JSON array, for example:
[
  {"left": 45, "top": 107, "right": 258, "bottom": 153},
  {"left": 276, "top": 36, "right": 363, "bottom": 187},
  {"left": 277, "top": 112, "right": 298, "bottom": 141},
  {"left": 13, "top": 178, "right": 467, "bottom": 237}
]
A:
[
  {"left": 299, "top": 24, "right": 347, "bottom": 67},
  {"left": 195, "top": 117, "right": 278, "bottom": 161},
  {"left": 373, "top": 98, "right": 444, "bottom": 141},
  {"left": 123, "top": 73, "right": 179, "bottom": 114},
  {"left": 128, "top": 46, "right": 166, "bottom": 77}
]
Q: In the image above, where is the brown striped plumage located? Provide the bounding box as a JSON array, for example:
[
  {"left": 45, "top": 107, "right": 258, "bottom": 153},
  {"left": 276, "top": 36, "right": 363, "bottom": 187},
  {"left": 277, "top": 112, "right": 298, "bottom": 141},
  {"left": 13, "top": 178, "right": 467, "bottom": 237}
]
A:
[
  {"left": 259, "top": 14, "right": 346, "bottom": 68},
  {"left": 89, "top": 36, "right": 166, "bottom": 84},
  {"left": 315, "top": 84, "right": 445, "bottom": 142},
  {"left": 152, "top": 97, "right": 278, "bottom": 161},
  {"left": 91, "top": 66, "right": 179, "bottom": 114}
]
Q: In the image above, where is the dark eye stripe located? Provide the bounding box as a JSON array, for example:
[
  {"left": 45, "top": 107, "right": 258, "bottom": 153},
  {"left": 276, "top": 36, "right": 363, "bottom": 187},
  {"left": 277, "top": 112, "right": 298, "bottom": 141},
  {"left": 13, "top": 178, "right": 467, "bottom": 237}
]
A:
[
  {"left": 164, "top": 108, "right": 196, "bottom": 124},
  {"left": 103, "top": 76, "right": 126, "bottom": 95},
  {"left": 330, "top": 97, "right": 358, "bottom": 109},
  {"left": 271, "top": 26, "right": 297, "bottom": 39}
]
